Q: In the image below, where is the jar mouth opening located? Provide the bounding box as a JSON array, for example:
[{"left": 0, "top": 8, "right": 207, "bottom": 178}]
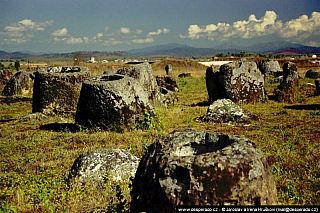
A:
[{"left": 100, "top": 75, "right": 124, "bottom": 81}]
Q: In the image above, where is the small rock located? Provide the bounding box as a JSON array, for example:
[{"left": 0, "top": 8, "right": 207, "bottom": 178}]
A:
[
  {"left": 196, "top": 99, "right": 258, "bottom": 123},
  {"left": 178, "top": 73, "right": 191, "bottom": 78},
  {"left": 23, "top": 112, "right": 48, "bottom": 122},
  {"left": 68, "top": 149, "right": 140, "bottom": 186}
]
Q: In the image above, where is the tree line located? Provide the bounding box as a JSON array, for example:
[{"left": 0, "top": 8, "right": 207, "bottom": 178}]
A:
[{"left": 0, "top": 60, "right": 21, "bottom": 71}]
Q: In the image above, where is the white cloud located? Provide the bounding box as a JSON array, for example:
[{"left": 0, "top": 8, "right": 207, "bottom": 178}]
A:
[
  {"left": 52, "top": 28, "right": 68, "bottom": 37},
  {"left": 148, "top": 29, "right": 163, "bottom": 36},
  {"left": 147, "top": 28, "right": 170, "bottom": 37},
  {"left": 120, "top": 27, "right": 131, "bottom": 34},
  {"left": 66, "top": 37, "right": 84, "bottom": 44},
  {"left": 182, "top": 11, "right": 320, "bottom": 43},
  {"left": 3, "top": 19, "right": 54, "bottom": 33},
  {"left": 279, "top": 11, "right": 320, "bottom": 39},
  {"left": 163, "top": 28, "right": 170, "bottom": 34},
  {"left": 0, "top": 19, "right": 53, "bottom": 45},
  {"left": 93, "top": 32, "right": 103, "bottom": 40},
  {"left": 187, "top": 24, "right": 204, "bottom": 39},
  {"left": 83, "top": 36, "right": 89, "bottom": 43},
  {"left": 132, "top": 37, "right": 154, "bottom": 44},
  {"left": 3, "top": 38, "right": 28, "bottom": 44}
]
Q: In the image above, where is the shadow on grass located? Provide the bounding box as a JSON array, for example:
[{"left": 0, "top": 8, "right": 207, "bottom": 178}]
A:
[
  {"left": 189, "top": 100, "right": 211, "bottom": 107},
  {"left": 284, "top": 104, "right": 320, "bottom": 110},
  {"left": 0, "top": 96, "right": 32, "bottom": 104},
  {"left": 0, "top": 118, "right": 17, "bottom": 123},
  {"left": 40, "top": 123, "right": 80, "bottom": 133}
]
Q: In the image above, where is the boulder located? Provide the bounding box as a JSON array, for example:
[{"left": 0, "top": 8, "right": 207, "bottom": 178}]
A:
[
  {"left": 315, "top": 79, "right": 320, "bottom": 95},
  {"left": 75, "top": 74, "right": 154, "bottom": 131},
  {"left": 165, "top": 64, "right": 172, "bottom": 75},
  {"left": 0, "top": 69, "right": 13, "bottom": 90},
  {"left": 178, "top": 73, "right": 191, "bottom": 78},
  {"left": 1, "top": 71, "right": 34, "bottom": 96},
  {"left": 68, "top": 149, "right": 140, "bottom": 186},
  {"left": 258, "top": 60, "right": 281, "bottom": 76},
  {"left": 305, "top": 69, "right": 320, "bottom": 79},
  {"left": 32, "top": 66, "right": 90, "bottom": 115},
  {"left": 274, "top": 62, "right": 299, "bottom": 103},
  {"left": 156, "top": 75, "right": 179, "bottom": 92},
  {"left": 131, "top": 129, "right": 278, "bottom": 213},
  {"left": 206, "top": 60, "right": 265, "bottom": 104},
  {"left": 195, "top": 99, "right": 258, "bottom": 124}
]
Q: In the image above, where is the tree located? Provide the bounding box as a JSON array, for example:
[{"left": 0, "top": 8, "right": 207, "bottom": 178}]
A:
[
  {"left": 0, "top": 62, "right": 5, "bottom": 69},
  {"left": 8, "top": 63, "right": 14, "bottom": 70},
  {"left": 73, "top": 53, "right": 83, "bottom": 66},
  {"left": 14, "top": 60, "right": 20, "bottom": 71}
]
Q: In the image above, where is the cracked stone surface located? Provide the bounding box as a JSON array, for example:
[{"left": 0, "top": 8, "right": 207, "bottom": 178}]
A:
[
  {"left": 68, "top": 148, "right": 140, "bottom": 186},
  {"left": 131, "top": 129, "right": 278, "bottom": 213}
]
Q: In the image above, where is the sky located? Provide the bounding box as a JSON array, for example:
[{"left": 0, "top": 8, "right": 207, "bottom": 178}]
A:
[{"left": 0, "top": 0, "right": 319, "bottom": 53}]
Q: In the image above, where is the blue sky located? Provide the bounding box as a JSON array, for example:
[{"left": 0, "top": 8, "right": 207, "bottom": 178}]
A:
[{"left": 0, "top": 0, "right": 319, "bottom": 53}]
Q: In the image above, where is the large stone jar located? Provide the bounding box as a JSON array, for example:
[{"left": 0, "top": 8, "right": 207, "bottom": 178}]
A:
[
  {"left": 75, "top": 74, "right": 154, "bottom": 131},
  {"left": 32, "top": 66, "right": 90, "bottom": 115},
  {"left": 131, "top": 129, "right": 278, "bottom": 213}
]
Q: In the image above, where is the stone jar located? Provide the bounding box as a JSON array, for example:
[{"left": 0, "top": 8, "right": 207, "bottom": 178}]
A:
[
  {"left": 32, "top": 66, "right": 90, "bottom": 115},
  {"left": 75, "top": 74, "right": 154, "bottom": 131},
  {"left": 131, "top": 129, "right": 278, "bottom": 213}
]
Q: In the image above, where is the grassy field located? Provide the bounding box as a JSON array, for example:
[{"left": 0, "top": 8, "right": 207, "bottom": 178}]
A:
[{"left": 0, "top": 59, "right": 320, "bottom": 212}]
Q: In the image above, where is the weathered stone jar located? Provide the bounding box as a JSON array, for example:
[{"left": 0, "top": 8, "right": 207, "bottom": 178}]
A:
[
  {"left": 274, "top": 62, "right": 299, "bottom": 103},
  {"left": 32, "top": 66, "right": 90, "bottom": 115},
  {"left": 131, "top": 129, "right": 278, "bottom": 213},
  {"left": 75, "top": 74, "right": 154, "bottom": 131},
  {"left": 2, "top": 71, "right": 34, "bottom": 96},
  {"left": 206, "top": 60, "right": 265, "bottom": 104}
]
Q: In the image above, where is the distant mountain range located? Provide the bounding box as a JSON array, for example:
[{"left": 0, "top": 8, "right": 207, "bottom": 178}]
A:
[
  {"left": 1, "top": 41, "right": 320, "bottom": 60},
  {"left": 127, "top": 41, "right": 319, "bottom": 57}
]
